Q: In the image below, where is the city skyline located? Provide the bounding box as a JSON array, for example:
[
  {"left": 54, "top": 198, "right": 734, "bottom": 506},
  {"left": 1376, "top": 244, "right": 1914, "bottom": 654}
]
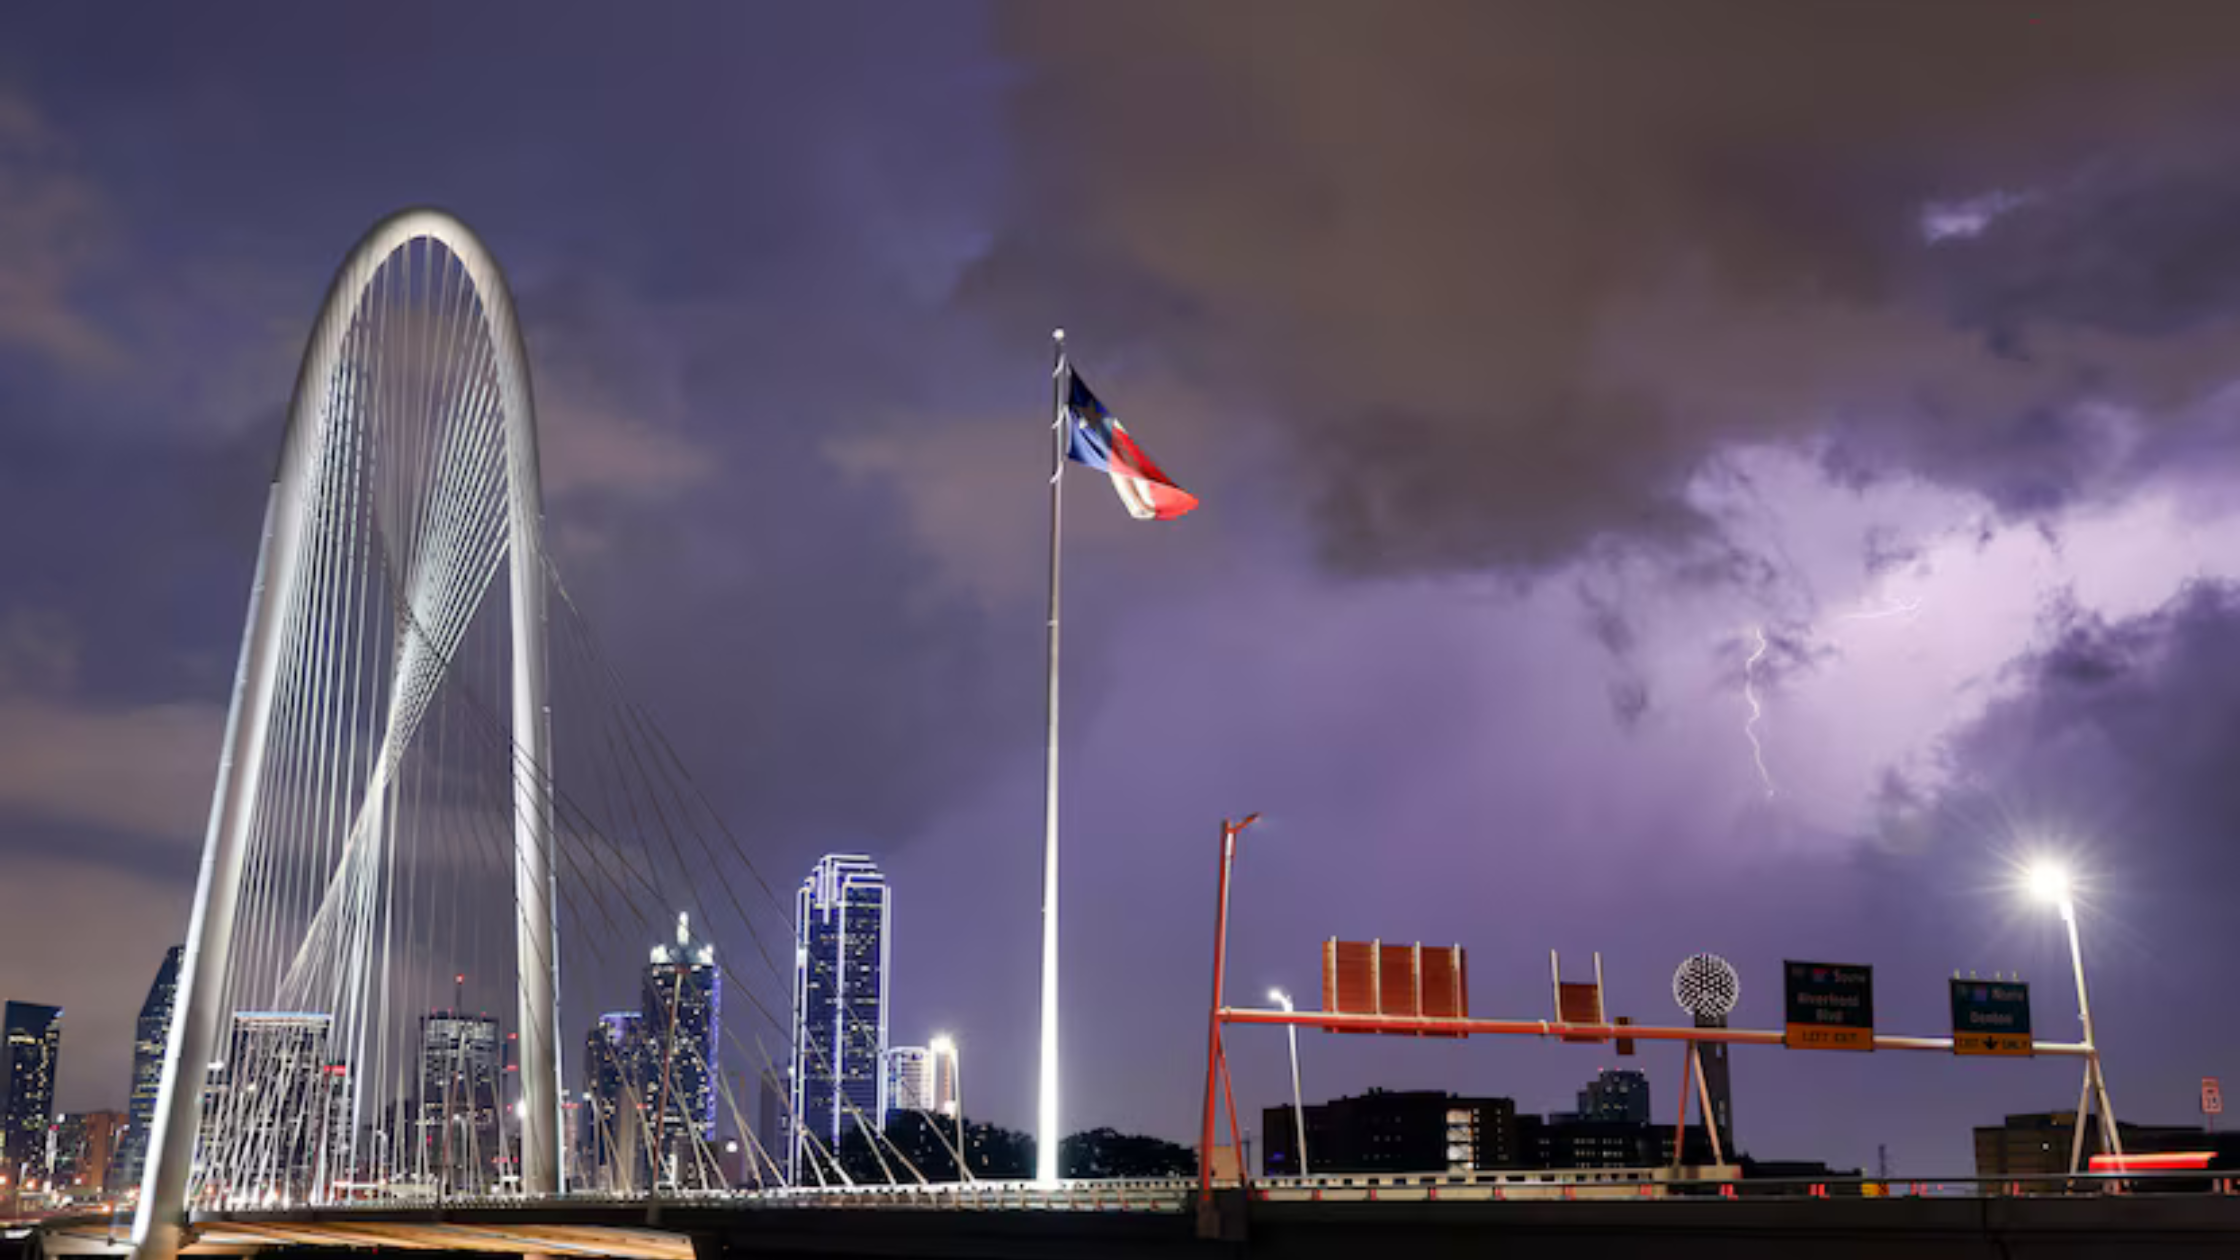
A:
[{"left": 11, "top": 2, "right": 2240, "bottom": 1182}]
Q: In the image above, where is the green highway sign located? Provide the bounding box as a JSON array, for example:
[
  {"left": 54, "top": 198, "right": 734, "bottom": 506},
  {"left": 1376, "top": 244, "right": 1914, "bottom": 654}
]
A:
[
  {"left": 1950, "top": 979, "right": 2033, "bottom": 1056},
  {"left": 1783, "top": 960, "right": 1874, "bottom": 1050}
]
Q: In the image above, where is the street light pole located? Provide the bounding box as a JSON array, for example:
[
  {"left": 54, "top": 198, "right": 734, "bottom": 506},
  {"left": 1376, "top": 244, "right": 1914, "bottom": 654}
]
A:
[
  {"left": 2059, "top": 891, "right": 2123, "bottom": 1168},
  {"left": 1270, "top": 990, "right": 1309, "bottom": 1177},
  {"left": 2030, "top": 862, "right": 2122, "bottom": 1175}
]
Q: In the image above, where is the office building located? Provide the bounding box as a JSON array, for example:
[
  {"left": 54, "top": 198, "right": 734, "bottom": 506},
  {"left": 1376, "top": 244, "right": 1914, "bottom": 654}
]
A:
[
  {"left": 582, "top": 1011, "right": 647, "bottom": 1192},
  {"left": 1973, "top": 1111, "right": 2214, "bottom": 1179},
  {"left": 883, "top": 1047, "right": 934, "bottom": 1123},
  {"left": 418, "top": 1009, "right": 501, "bottom": 1191},
  {"left": 644, "top": 912, "right": 720, "bottom": 1187},
  {"left": 1262, "top": 1090, "right": 1521, "bottom": 1176},
  {"left": 1575, "top": 1069, "right": 1651, "bottom": 1125},
  {"left": 928, "top": 1039, "right": 960, "bottom": 1119},
  {"left": 1533, "top": 1116, "right": 1662, "bottom": 1168},
  {"left": 884, "top": 1046, "right": 934, "bottom": 1117},
  {"left": 202, "top": 1013, "right": 346, "bottom": 1203},
  {"left": 789, "top": 855, "right": 891, "bottom": 1183},
  {"left": 1, "top": 1002, "right": 63, "bottom": 1177},
  {"left": 114, "top": 946, "right": 182, "bottom": 1194},
  {"left": 755, "top": 1069, "right": 786, "bottom": 1184},
  {"left": 52, "top": 1110, "right": 126, "bottom": 1201}
]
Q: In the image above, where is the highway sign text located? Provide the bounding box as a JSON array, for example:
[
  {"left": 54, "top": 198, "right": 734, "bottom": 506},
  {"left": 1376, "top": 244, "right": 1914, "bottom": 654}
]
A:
[{"left": 1784, "top": 960, "right": 1874, "bottom": 1051}]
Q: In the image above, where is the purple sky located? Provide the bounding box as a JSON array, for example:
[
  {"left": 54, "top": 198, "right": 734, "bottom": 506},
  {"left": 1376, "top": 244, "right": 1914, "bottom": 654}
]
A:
[{"left": 7, "top": 2, "right": 2240, "bottom": 1177}]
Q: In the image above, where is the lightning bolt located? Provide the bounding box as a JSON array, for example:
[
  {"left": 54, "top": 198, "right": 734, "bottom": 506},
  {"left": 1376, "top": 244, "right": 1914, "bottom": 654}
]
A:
[
  {"left": 1835, "top": 595, "right": 1923, "bottom": 625},
  {"left": 1742, "top": 625, "right": 1775, "bottom": 799}
]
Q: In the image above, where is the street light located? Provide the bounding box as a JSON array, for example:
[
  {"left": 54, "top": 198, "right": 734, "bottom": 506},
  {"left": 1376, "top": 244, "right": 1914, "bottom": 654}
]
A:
[
  {"left": 2026, "top": 861, "right": 2070, "bottom": 906},
  {"left": 929, "top": 1034, "right": 970, "bottom": 1181},
  {"left": 1268, "top": 989, "right": 1309, "bottom": 1177},
  {"left": 2025, "top": 859, "right": 2121, "bottom": 1173}
]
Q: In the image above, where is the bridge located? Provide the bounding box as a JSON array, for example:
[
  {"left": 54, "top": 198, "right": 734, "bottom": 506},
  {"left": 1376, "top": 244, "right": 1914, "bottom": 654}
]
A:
[
  {"left": 28, "top": 1179, "right": 2240, "bottom": 1259},
  {"left": 10, "top": 209, "right": 2229, "bottom": 1260}
]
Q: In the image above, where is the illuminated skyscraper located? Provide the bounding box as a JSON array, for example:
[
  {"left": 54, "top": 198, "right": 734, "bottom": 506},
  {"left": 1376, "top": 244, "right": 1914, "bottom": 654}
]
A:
[
  {"left": 644, "top": 913, "right": 719, "bottom": 1187},
  {"left": 115, "top": 946, "right": 182, "bottom": 1193},
  {"left": 582, "top": 1011, "right": 647, "bottom": 1192},
  {"left": 788, "top": 855, "right": 890, "bottom": 1183},
  {"left": 1575, "top": 1069, "right": 1651, "bottom": 1125},
  {"left": 882, "top": 1042, "right": 957, "bottom": 1124},
  {"left": 883, "top": 1047, "right": 934, "bottom": 1122},
  {"left": 1, "top": 1002, "right": 62, "bottom": 1177},
  {"left": 203, "top": 1013, "right": 344, "bottom": 1203},
  {"left": 418, "top": 1006, "right": 501, "bottom": 1191}
]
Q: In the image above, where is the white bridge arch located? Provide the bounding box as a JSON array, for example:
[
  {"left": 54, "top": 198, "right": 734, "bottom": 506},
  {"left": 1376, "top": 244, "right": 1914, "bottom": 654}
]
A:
[{"left": 134, "top": 210, "right": 560, "bottom": 1260}]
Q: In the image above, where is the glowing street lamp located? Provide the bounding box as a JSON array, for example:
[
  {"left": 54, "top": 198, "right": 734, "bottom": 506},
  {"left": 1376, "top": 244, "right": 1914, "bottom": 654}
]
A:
[
  {"left": 2025, "top": 859, "right": 2122, "bottom": 1173},
  {"left": 1269, "top": 990, "right": 1309, "bottom": 1177},
  {"left": 2026, "top": 861, "right": 2070, "bottom": 907}
]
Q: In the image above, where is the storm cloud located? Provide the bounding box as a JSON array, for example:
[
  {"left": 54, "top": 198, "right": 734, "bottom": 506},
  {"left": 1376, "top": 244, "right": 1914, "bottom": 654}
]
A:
[{"left": 978, "top": 0, "right": 2240, "bottom": 572}]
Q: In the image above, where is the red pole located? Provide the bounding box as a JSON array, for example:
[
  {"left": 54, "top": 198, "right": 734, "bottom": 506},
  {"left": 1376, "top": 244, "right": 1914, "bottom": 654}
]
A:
[
  {"left": 1198, "top": 820, "right": 1237, "bottom": 1198},
  {"left": 1197, "top": 815, "right": 1257, "bottom": 1198},
  {"left": 1219, "top": 1040, "right": 1246, "bottom": 1181}
]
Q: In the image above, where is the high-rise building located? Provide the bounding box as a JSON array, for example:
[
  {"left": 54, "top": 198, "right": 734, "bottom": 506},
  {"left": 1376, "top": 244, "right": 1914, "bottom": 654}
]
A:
[
  {"left": 881, "top": 1043, "right": 960, "bottom": 1126},
  {"left": 883, "top": 1047, "right": 934, "bottom": 1122},
  {"left": 1, "top": 1002, "right": 63, "bottom": 1177},
  {"left": 788, "top": 855, "right": 890, "bottom": 1183},
  {"left": 51, "top": 1111, "right": 126, "bottom": 1201},
  {"left": 201, "top": 1013, "right": 347, "bottom": 1204},
  {"left": 418, "top": 1008, "right": 501, "bottom": 1191},
  {"left": 114, "top": 946, "right": 182, "bottom": 1194},
  {"left": 754, "top": 1068, "right": 786, "bottom": 1184},
  {"left": 1575, "top": 1069, "right": 1652, "bottom": 1125},
  {"left": 928, "top": 1039, "right": 960, "bottom": 1119},
  {"left": 643, "top": 912, "right": 720, "bottom": 1187},
  {"left": 581, "top": 1011, "right": 647, "bottom": 1193}
]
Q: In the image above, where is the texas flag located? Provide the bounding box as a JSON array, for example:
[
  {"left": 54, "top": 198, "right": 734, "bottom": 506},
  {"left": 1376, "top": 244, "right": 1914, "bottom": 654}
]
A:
[{"left": 1063, "top": 369, "right": 1199, "bottom": 521}]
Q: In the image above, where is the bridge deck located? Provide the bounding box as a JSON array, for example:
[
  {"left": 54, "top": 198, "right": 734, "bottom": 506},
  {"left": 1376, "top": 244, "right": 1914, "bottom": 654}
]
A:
[{"left": 27, "top": 1189, "right": 2240, "bottom": 1260}]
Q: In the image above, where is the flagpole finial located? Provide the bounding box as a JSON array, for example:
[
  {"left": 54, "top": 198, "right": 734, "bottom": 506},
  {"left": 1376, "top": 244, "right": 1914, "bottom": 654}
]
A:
[{"left": 1053, "top": 327, "right": 1066, "bottom": 341}]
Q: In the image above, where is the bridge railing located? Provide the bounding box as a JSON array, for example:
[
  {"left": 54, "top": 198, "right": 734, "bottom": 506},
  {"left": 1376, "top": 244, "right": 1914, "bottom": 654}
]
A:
[{"left": 1246, "top": 1167, "right": 2240, "bottom": 1201}]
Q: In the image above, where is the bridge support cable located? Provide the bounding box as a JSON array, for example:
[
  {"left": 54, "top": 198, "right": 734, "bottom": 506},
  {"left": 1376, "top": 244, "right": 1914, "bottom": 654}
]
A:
[
  {"left": 141, "top": 213, "right": 952, "bottom": 1253},
  {"left": 314, "top": 531, "right": 918, "bottom": 1196},
  {"left": 136, "top": 213, "right": 563, "bottom": 1260},
  {"left": 542, "top": 574, "right": 940, "bottom": 1186}
]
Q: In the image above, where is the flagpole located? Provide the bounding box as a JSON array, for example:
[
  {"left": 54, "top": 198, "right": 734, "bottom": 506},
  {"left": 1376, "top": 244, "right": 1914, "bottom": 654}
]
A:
[{"left": 1036, "top": 327, "right": 1067, "bottom": 1185}]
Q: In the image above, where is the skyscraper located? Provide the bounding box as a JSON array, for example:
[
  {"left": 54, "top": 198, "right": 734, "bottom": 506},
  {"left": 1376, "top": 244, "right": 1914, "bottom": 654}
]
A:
[
  {"left": 0, "top": 1002, "right": 62, "bottom": 1177},
  {"left": 881, "top": 1042, "right": 957, "bottom": 1124},
  {"left": 115, "top": 946, "right": 182, "bottom": 1194},
  {"left": 754, "top": 1068, "right": 786, "bottom": 1185},
  {"left": 1575, "top": 1068, "right": 1652, "bottom": 1125},
  {"left": 581, "top": 1011, "right": 647, "bottom": 1193},
  {"left": 788, "top": 855, "right": 890, "bottom": 1183},
  {"left": 643, "top": 913, "right": 720, "bottom": 1187},
  {"left": 418, "top": 1007, "right": 501, "bottom": 1191},
  {"left": 883, "top": 1047, "right": 934, "bottom": 1123},
  {"left": 201, "top": 1013, "right": 343, "bottom": 1204}
]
